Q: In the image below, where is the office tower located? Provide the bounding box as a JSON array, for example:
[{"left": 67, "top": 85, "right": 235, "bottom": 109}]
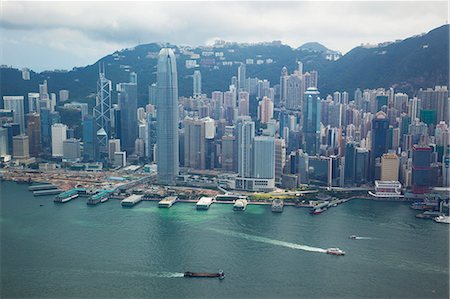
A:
[
  {"left": 26, "top": 113, "right": 41, "bottom": 157},
  {"left": 193, "top": 70, "right": 202, "bottom": 98},
  {"left": 114, "top": 151, "right": 127, "bottom": 167},
  {"left": 39, "top": 80, "right": 48, "bottom": 99},
  {"left": 59, "top": 90, "right": 69, "bottom": 102},
  {"left": 3, "top": 96, "right": 25, "bottom": 133},
  {"left": 3, "top": 123, "right": 20, "bottom": 155},
  {"left": 28, "top": 93, "right": 40, "bottom": 113},
  {"left": 82, "top": 115, "right": 98, "bottom": 162},
  {"left": 408, "top": 97, "right": 421, "bottom": 120},
  {"left": 289, "top": 149, "right": 309, "bottom": 184},
  {"left": 286, "top": 73, "right": 302, "bottom": 110},
  {"left": 237, "top": 118, "right": 255, "bottom": 177},
  {"left": 238, "top": 63, "right": 246, "bottom": 91},
  {"left": 156, "top": 48, "right": 179, "bottom": 185},
  {"left": 344, "top": 142, "right": 357, "bottom": 185},
  {"left": 63, "top": 138, "right": 81, "bottom": 161},
  {"left": 63, "top": 102, "right": 89, "bottom": 118},
  {"left": 145, "top": 114, "right": 157, "bottom": 161},
  {"left": 50, "top": 93, "right": 56, "bottom": 112},
  {"left": 412, "top": 145, "right": 432, "bottom": 194},
  {"left": 238, "top": 91, "right": 250, "bottom": 116},
  {"left": 308, "top": 156, "right": 332, "bottom": 186},
  {"left": 12, "top": 134, "right": 29, "bottom": 159},
  {"left": 381, "top": 153, "right": 400, "bottom": 181},
  {"left": 0, "top": 127, "right": 8, "bottom": 159},
  {"left": 183, "top": 117, "right": 206, "bottom": 169},
  {"left": 371, "top": 111, "right": 389, "bottom": 163},
  {"left": 221, "top": 134, "right": 236, "bottom": 172},
  {"left": 51, "top": 123, "right": 67, "bottom": 157},
  {"left": 310, "top": 70, "right": 318, "bottom": 88},
  {"left": 279, "top": 67, "right": 289, "bottom": 106},
  {"left": 354, "top": 147, "right": 370, "bottom": 184},
  {"left": 39, "top": 109, "right": 59, "bottom": 152},
  {"left": 252, "top": 136, "right": 275, "bottom": 179},
  {"left": 117, "top": 82, "right": 138, "bottom": 153},
  {"left": 417, "top": 86, "right": 449, "bottom": 122},
  {"left": 376, "top": 95, "right": 388, "bottom": 111},
  {"left": 93, "top": 66, "right": 112, "bottom": 154},
  {"left": 274, "top": 138, "right": 286, "bottom": 185},
  {"left": 258, "top": 96, "right": 274, "bottom": 123},
  {"left": 149, "top": 83, "right": 157, "bottom": 106},
  {"left": 108, "top": 139, "right": 121, "bottom": 162},
  {"left": 303, "top": 87, "right": 321, "bottom": 155}
]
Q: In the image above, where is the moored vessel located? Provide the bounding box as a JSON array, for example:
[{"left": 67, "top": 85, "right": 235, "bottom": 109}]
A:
[
  {"left": 434, "top": 215, "right": 450, "bottom": 224},
  {"left": 233, "top": 199, "right": 247, "bottom": 211}
]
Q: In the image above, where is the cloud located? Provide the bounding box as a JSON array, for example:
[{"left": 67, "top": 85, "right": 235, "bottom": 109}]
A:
[{"left": 0, "top": 1, "right": 447, "bottom": 71}]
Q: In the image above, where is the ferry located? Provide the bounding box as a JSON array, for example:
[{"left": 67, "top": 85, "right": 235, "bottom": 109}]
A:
[
  {"left": 196, "top": 197, "right": 213, "bottom": 210},
  {"left": 233, "top": 199, "right": 247, "bottom": 211},
  {"left": 349, "top": 235, "right": 357, "bottom": 239},
  {"left": 310, "top": 207, "right": 327, "bottom": 215},
  {"left": 434, "top": 215, "right": 450, "bottom": 224},
  {"left": 271, "top": 199, "right": 284, "bottom": 213},
  {"left": 326, "top": 248, "right": 345, "bottom": 256},
  {"left": 54, "top": 189, "right": 79, "bottom": 203},
  {"left": 184, "top": 270, "right": 224, "bottom": 279},
  {"left": 87, "top": 190, "right": 113, "bottom": 205},
  {"left": 415, "top": 211, "right": 444, "bottom": 219}
]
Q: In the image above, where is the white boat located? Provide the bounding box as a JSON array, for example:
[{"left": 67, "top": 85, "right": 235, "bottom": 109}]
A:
[
  {"left": 233, "top": 199, "right": 247, "bottom": 211},
  {"left": 434, "top": 215, "right": 450, "bottom": 224},
  {"left": 326, "top": 248, "right": 345, "bottom": 256},
  {"left": 196, "top": 197, "right": 213, "bottom": 210},
  {"left": 271, "top": 199, "right": 284, "bottom": 213}
]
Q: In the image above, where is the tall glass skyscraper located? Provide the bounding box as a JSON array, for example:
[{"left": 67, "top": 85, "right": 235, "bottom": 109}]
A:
[
  {"left": 118, "top": 82, "right": 138, "bottom": 153},
  {"left": 302, "top": 87, "right": 321, "bottom": 155},
  {"left": 156, "top": 48, "right": 179, "bottom": 185}
]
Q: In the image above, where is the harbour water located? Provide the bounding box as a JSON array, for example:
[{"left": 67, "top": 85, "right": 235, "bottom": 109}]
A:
[{"left": 1, "top": 181, "right": 449, "bottom": 298}]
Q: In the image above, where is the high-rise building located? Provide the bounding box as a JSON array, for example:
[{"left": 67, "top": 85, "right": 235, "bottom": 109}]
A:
[
  {"left": 156, "top": 48, "right": 179, "bottom": 185},
  {"left": 82, "top": 115, "right": 98, "bottom": 162},
  {"left": 149, "top": 83, "right": 157, "bottom": 106},
  {"left": 279, "top": 67, "right": 289, "bottom": 106},
  {"left": 117, "top": 82, "right": 138, "bottom": 153},
  {"left": 303, "top": 87, "right": 321, "bottom": 155},
  {"left": 252, "top": 136, "right": 275, "bottom": 179},
  {"left": 238, "top": 63, "right": 246, "bottom": 91},
  {"left": 258, "top": 96, "right": 274, "bottom": 123},
  {"left": 183, "top": 117, "right": 206, "bottom": 169},
  {"left": 274, "top": 138, "right": 286, "bottom": 185},
  {"left": 28, "top": 93, "right": 40, "bottom": 113},
  {"left": 40, "top": 109, "right": 60, "bottom": 153},
  {"left": 93, "top": 66, "right": 112, "bottom": 154},
  {"left": 59, "top": 90, "right": 69, "bottom": 102},
  {"left": 12, "top": 134, "right": 29, "bottom": 159},
  {"left": 371, "top": 111, "right": 389, "bottom": 169},
  {"left": 193, "top": 70, "right": 202, "bottom": 98},
  {"left": 286, "top": 73, "right": 302, "bottom": 110},
  {"left": 354, "top": 147, "right": 370, "bottom": 184},
  {"left": 344, "top": 142, "right": 356, "bottom": 185},
  {"left": 417, "top": 86, "right": 448, "bottom": 122},
  {"left": 237, "top": 118, "right": 255, "bottom": 178},
  {"left": 238, "top": 91, "right": 250, "bottom": 116},
  {"left": 3, "top": 96, "right": 25, "bottom": 133},
  {"left": 412, "top": 145, "right": 432, "bottom": 194},
  {"left": 51, "top": 123, "right": 67, "bottom": 157},
  {"left": 26, "top": 113, "right": 41, "bottom": 157},
  {"left": 63, "top": 138, "right": 81, "bottom": 161},
  {"left": 108, "top": 139, "right": 121, "bottom": 162},
  {"left": 381, "top": 153, "right": 400, "bottom": 181},
  {"left": 3, "top": 123, "right": 20, "bottom": 155}
]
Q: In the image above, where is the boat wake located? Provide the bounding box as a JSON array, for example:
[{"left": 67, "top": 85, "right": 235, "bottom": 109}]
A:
[
  {"left": 354, "top": 237, "right": 373, "bottom": 240},
  {"left": 208, "top": 228, "right": 327, "bottom": 253}
]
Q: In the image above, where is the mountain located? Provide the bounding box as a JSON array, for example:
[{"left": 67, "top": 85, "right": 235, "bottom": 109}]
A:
[
  {"left": 298, "top": 42, "right": 336, "bottom": 54},
  {"left": 0, "top": 25, "right": 448, "bottom": 109}
]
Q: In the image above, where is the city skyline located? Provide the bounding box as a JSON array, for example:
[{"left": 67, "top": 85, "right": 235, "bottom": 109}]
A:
[{"left": 0, "top": 1, "right": 447, "bottom": 71}]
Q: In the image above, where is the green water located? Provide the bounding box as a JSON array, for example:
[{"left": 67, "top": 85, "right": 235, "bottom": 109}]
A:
[{"left": 1, "top": 181, "right": 449, "bottom": 298}]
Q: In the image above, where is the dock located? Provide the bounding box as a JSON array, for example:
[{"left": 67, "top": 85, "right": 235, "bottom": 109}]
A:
[
  {"left": 121, "top": 194, "right": 143, "bottom": 207},
  {"left": 29, "top": 184, "right": 57, "bottom": 191},
  {"left": 158, "top": 196, "right": 177, "bottom": 208},
  {"left": 54, "top": 189, "right": 80, "bottom": 203},
  {"left": 87, "top": 189, "right": 113, "bottom": 205},
  {"left": 196, "top": 197, "right": 213, "bottom": 210},
  {"left": 33, "top": 189, "right": 62, "bottom": 196}
]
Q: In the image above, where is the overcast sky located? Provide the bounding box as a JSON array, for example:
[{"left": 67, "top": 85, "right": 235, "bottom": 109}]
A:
[{"left": 0, "top": 1, "right": 447, "bottom": 72}]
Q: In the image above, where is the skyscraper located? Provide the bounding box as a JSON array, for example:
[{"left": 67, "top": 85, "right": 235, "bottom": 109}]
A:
[
  {"left": 252, "top": 136, "right": 275, "bottom": 179},
  {"left": 156, "top": 48, "right": 179, "bottom": 185},
  {"left": 26, "top": 113, "right": 41, "bottom": 157},
  {"left": 285, "top": 73, "right": 302, "bottom": 110},
  {"left": 193, "top": 70, "right": 202, "bottom": 98},
  {"left": 3, "top": 96, "right": 25, "bottom": 133},
  {"left": 93, "top": 65, "right": 112, "bottom": 155},
  {"left": 371, "top": 111, "right": 389, "bottom": 167},
  {"left": 118, "top": 82, "right": 138, "bottom": 153},
  {"left": 238, "top": 63, "right": 246, "bottom": 91},
  {"left": 258, "top": 96, "right": 274, "bottom": 123},
  {"left": 51, "top": 123, "right": 67, "bottom": 157},
  {"left": 302, "top": 87, "right": 321, "bottom": 155},
  {"left": 237, "top": 118, "right": 255, "bottom": 178}
]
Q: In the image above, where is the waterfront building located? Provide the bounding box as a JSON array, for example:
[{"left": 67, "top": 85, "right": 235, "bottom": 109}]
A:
[
  {"left": 308, "top": 156, "right": 332, "bottom": 187},
  {"left": 0, "top": 127, "right": 8, "bottom": 159},
  {"left": 51, "top": 123, "right": 67, "bottom": 158},
  {"left": 274, "top": 138, "right": 286, "bottom": 185},
  {"left": 237, "top": 118, "right": 255, "bottom": 178},
  {"left": 221, "top": 134, "right": 237, "bottom": 172},
  {"left": 355, "top": 147, "right": 370, "bottom": 185},
  {"left": 412, "top": 145, "right": 432, "bottom": 194},
  {"left": 117, "top": 82, "right": 138, "bottom": 153},
  {"left": 344, "top": 142, "right": 357, "bottom": 185},
  {"left": 193, "top": 70, "right": 202, "bottom": 98},
  {"left": 156, "top": 48, "right": 179, "bottom": 185},
  {"left": 93, "top": 66, "right": 112, "bottom": 155},
  {"left": 62, "top": 138, "right": 81, "bottom": 162},
  {"left": 82, "top": 115, "right": 98, "bottom": 162},
  {"left": 108, "top": 139, "right": 121, "bottom": 163},
  {"left": 2, "top": 123, "right": 20, "bottom": 155},
  {"left": 114, "top": 151, "right": 127, "bottom": 167},
  {"left": 252, "top": 136, "right": 275, "bottom": 179},
  {"left": 3, "top": 96, "right": 25, "bottom": 133},
  {"left": 303, "top": 87, "right": 321, "bottom": 155},
  {"left": 12, "top": 134, "right": 29, "bottom": 160},
  {"left": 381, "top": 153, "right": 400, "bottom": 181},
  {"left": 289, "top": 149, "right": 309, "bottom": 184},
  {"left": 26, "top": 113, "right": 41, "bottom": 157}
]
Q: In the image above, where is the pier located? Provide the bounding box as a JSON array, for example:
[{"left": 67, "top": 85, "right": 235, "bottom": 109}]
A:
[
  {"left": 29, "top": 184, "right": 57, "bottom": 191},
  {"left": 158, "top": 196, "right": 177, "bottom": 208},
  {"left": 196, "top": 197, "right": 213, "bottom": 210},
  {"left": 54, "top": 189, "right": 80, "bottom": 203},
  {"left": 33, "top": 189, "right": 62, "bottom": 196},
  {"left": 121, "top": 194, "right": 143, "bottom": 207}
]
